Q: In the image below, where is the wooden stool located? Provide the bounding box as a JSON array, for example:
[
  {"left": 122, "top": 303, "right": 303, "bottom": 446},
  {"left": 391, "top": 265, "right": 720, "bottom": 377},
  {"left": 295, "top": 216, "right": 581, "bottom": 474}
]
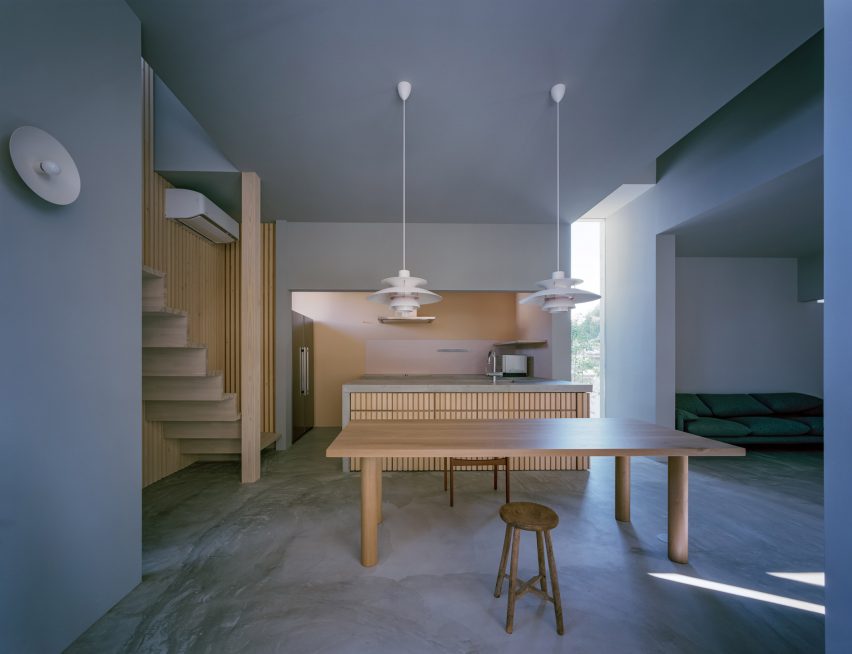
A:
[
  {"left": 494, "top": 502, "right": 563, "bottom": 635},
  {"left": 443, "top": 457, "right": 510, "bottom": 507}
]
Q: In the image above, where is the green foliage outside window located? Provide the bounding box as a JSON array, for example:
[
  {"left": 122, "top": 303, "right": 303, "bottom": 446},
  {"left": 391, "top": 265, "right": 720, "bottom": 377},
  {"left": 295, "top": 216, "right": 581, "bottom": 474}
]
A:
[{"left": 571, "top": 305, "right": 601, "bottom": 383}]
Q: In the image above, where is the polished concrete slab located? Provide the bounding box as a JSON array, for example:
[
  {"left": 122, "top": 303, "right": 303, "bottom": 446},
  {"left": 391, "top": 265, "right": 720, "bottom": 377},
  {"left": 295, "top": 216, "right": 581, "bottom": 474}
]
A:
[{"left": 70, "top": 429, "right": 824, "bottom": 653}]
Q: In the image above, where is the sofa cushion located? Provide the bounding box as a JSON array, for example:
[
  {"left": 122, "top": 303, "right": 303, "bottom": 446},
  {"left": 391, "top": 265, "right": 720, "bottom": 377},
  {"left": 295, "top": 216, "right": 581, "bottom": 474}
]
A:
[
  {"left": 675, "top": 394, "right": 713, "bottom": 417},
  {"left": 675, "top": 409, "right": 699, "bottom": 432},
  {"left": 684, "top": 418, "right": 751, "bottom": 438},
  {"left": 730, "top": 416, "right": 810, "bottom": 436},
  {"left": 698, "top": 394, "right": 773, "bottom": 418},
  {"left": 790, "top": 416, "right": 823, "bottom": 436},
  {"left": 751, "top": 393, "right": 823, "bottom": 416}
]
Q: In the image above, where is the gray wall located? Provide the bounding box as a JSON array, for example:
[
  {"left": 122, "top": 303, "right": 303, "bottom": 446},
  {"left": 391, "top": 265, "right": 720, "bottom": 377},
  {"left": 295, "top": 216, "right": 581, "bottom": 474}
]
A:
[
  {"left": 154, "top": 74, "right": 237, "bottom": 174},
  {"left": 797, "top": 252, "right": 824, "bottom": 302},
  {"left": 605, "top": 34, "right": 822, "bottom": 424},
  {"left": 276, "top": 221, "right": 571, "bottom": 442},
  {"left": 825, "top": 4, "right": 852, "bottom": 650},
  {"left": 0, "top": 2, "right": 141, "bottom": 650},
  {"left": 676, "top": 257, "right": 823, "bottom": 396}
]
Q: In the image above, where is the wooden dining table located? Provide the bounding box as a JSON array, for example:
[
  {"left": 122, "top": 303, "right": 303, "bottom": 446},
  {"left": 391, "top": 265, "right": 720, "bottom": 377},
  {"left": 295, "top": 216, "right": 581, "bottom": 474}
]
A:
[{"left": 326, "top": 417, "right": 745, "bottom": 566}]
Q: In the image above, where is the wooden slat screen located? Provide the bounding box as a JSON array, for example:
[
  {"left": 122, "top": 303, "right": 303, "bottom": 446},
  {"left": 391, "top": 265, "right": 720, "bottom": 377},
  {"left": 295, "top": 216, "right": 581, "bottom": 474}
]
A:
[{"left": 348, "top": 391, "right": 590, "bottom": 472}]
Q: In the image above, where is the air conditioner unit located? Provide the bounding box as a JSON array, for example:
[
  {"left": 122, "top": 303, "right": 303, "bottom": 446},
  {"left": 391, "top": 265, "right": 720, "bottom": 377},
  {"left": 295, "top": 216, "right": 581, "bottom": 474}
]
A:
[{"left": 164, "top": 188, "right": 239, "bottom": 244}]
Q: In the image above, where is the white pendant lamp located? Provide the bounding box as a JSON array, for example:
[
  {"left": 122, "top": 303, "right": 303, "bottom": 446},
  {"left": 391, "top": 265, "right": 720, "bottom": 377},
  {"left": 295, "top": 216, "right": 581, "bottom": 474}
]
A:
[
  {"left": 520, "top": 84, "right": 601, "bottom": 314},
  {"left": 368, "top": 81, "right": 442, "bottom": 318}
]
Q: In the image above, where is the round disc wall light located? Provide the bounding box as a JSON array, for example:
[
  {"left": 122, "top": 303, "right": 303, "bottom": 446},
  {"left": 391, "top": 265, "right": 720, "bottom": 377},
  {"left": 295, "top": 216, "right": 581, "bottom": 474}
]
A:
[{"left": 9, "top": 126, "right": 80, "bottom": 205}]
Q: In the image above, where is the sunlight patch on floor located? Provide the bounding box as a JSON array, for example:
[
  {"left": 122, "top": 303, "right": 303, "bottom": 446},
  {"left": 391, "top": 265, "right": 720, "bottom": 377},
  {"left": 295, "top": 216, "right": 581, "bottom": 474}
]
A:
[
  {"left": 767, "top": 572, "right": 825, "bottom": 587},
  {"left": 649, "top": 573, "right": 825, "bottom": 615}
]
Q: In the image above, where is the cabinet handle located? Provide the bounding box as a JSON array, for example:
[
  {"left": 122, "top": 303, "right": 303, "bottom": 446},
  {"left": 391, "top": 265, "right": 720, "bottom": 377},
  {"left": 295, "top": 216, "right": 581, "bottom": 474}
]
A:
[{"left": 305, "top": 347, "right": 310, "bottom": 395}]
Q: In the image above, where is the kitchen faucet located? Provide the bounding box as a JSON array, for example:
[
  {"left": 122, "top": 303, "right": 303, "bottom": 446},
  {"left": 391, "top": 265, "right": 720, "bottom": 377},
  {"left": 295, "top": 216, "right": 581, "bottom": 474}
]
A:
[{"left": 486, "top": 350, "right": 502, "bottom": 384}]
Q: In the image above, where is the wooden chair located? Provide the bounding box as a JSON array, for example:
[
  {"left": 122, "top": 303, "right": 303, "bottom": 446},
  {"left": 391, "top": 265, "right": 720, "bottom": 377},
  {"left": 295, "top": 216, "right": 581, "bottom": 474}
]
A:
[
  {"left": 443, "top": 457, "right": 510, "bottom": 507},
  {"left": 494, "top": 502, "right": 564, "bottom": 635}
]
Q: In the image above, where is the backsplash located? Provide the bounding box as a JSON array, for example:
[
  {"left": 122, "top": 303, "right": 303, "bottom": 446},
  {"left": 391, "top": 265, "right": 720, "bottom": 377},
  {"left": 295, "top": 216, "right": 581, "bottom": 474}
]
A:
[{"left": 366, "top": 339, "right": 495, "bottom": 374}]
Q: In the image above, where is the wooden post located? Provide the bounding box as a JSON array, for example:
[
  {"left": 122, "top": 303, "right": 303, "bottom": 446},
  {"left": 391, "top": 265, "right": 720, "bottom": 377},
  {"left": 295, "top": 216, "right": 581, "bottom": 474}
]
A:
[
  {"left": 615, "top": 456, "right": 631, "bottom": 522},
  {"left": 241, "top": 172, "right": 262, "bottom": 484},
  {"left": 376, "top": 463, "right": 382, "bottom": 524},
  {"left": 668, "top": 456, "right": 688, "bottom": 563},
  {"left": 361, "top": 457, "right": 380, "bottom": 566}
]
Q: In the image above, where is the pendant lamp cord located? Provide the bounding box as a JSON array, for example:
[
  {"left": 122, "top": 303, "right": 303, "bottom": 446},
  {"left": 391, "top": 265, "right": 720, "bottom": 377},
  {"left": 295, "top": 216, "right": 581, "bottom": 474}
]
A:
[
  {"left": 402, "top": 96, "right": 407, "bottom": 271},
  {"left": 556, "top": 98, "right": 560, "bottom": 272}
]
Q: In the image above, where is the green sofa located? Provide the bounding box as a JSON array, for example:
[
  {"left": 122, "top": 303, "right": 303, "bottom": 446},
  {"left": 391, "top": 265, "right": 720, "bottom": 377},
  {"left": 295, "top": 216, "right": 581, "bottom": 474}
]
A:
[{"left": 675, "top": 393, "right": 823, "bottom": 445}]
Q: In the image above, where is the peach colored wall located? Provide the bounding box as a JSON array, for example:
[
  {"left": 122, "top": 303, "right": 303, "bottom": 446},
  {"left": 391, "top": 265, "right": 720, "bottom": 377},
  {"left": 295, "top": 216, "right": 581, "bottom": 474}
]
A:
[
  {"left": 291, "top": 292, "right": 525, "bottom": 426},
  {"left": 514, "top": 293, "right": 553, "bottom": 378}
]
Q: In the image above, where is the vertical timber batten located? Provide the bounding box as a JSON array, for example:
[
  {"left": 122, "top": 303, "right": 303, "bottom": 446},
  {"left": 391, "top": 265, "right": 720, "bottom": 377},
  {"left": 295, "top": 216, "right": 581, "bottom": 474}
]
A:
[{"left": 241, "top": 172, "right": 262, "bottom": 483}]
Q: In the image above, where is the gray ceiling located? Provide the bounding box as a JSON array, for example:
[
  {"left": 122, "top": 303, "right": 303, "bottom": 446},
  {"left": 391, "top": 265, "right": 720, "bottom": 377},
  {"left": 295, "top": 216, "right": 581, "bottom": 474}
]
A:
[
  {"left": 668, "top": 157, "right": 823, "bottom": 258},
  {"left": 127, "top": 0, "right": 822, "bottom": 223}
]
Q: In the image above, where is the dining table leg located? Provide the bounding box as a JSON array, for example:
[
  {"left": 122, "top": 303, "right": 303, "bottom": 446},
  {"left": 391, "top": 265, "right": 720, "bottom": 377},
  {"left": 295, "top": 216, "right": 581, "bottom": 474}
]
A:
[
  {"left": 376, "top": 463, "right": 383, "bottom": 524},
  {"left": 615, "top": 456, "right": 631, "bottom": 522},
  {"left": 668, "top": 456, "right": 688, "bottom": 563},
  {"left": 361, "top": 457, "right": 381, "bottom": 567}
]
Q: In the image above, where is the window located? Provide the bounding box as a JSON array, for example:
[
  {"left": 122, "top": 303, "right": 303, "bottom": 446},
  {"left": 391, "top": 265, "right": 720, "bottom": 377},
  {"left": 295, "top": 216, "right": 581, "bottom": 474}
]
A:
[{"left": 570, "top": 219, "right": 604, "bottom": 417}]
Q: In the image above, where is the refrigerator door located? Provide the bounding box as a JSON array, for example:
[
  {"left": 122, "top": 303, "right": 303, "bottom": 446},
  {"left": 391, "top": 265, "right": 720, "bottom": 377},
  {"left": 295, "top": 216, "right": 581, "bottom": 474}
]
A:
[
  {"left": 292, "top": 312, "right": 308, "bottom": 441},
  {"left": 303, "top": 316, "right": 314, "bottom": 431}
]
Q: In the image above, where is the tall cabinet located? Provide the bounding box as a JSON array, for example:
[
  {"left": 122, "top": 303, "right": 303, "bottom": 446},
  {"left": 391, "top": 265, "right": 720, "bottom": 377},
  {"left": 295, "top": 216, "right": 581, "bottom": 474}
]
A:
[{"left": 292, "top": 311, "right": 315, "bottom": 442}]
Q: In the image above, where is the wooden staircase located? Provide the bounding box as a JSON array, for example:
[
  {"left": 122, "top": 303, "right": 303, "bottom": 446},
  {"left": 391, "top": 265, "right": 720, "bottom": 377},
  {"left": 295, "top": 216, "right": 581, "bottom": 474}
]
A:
[{"left": 142, "top": 266, "right": 276, "bottom": 460}]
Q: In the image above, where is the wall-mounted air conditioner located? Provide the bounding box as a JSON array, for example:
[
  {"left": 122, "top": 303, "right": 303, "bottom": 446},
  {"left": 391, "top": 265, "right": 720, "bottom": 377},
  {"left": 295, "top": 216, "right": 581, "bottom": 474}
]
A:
[{"left": 164, "top": 188, "right": 239, "bottom": 244}]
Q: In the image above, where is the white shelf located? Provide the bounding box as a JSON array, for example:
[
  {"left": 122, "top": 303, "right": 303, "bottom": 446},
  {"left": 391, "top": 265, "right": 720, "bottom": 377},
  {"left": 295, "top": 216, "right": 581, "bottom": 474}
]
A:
[
  {"left": 378, "top": 316, "right": 436, "bottom": 324},
  {"left": 493, "top": 340, "right": 548, "bottom": 347}
]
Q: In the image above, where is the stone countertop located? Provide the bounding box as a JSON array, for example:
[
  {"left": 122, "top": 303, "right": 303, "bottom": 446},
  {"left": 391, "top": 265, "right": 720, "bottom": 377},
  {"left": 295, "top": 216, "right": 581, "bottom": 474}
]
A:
[{"left": 342, "top": 375, "right": 593, "bottom": 393}]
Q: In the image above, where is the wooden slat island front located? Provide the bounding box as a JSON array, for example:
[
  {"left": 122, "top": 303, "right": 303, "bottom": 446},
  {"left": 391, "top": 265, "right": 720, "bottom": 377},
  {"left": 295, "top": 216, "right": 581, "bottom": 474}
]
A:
[
  {"left": 342, "top": 376, "right": 593, "bottom": 472},
  {"left": 326, "top": 418, "right": 745, "bottom": 567}
]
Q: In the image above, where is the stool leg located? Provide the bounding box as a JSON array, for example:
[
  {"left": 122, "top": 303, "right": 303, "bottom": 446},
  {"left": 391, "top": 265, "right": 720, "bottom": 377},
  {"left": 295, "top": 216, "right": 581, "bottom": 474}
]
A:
[
  {"left": 544, "top": 530, "right": 564, "bottom": 635},
  {"left": 449, "top": 460, "right": 455, "bottom": 507},
  {"left": 493, "top": 463, "right": 498, "bottom": 490},
  {"left": 443, "top": 457, "right": 447, "bottom": 491},
  {"left": 505, "top": 461, "right": 511, "bottom": 503},
  {"left": 536, "top": 531, "right": 548, "bottom": 593},
  {"left": 494, "top": 524, "right": 512, "bottom": 597},
  {"left": 506, "top": 527, "right": 521, "bottom": 634}
]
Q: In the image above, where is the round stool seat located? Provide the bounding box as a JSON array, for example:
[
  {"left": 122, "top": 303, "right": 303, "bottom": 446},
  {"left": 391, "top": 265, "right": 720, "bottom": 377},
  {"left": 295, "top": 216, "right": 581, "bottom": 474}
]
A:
[{"left": 499, "top": 502, "right": 559, "bottom": 531}]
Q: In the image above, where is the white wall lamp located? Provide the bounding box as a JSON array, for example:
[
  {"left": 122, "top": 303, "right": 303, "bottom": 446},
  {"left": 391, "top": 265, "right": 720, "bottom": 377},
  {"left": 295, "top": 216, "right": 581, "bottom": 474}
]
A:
[
  {"left": 368, "top": 81, "right": 442, "bottom": 320},
  {"left": 520, "top": 84, "right": 600, "bottom": 314},
  {"left": 9, "top": 126, "right": 81, "bottom": 205}
]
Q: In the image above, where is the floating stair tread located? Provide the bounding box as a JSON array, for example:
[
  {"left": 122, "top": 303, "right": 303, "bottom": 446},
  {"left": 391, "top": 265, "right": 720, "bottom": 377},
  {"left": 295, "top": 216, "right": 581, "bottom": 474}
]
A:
[
  {"left": 143, "top": 342, "right": 206, "bottom": 350},
  {"left": 145, "top": 393, "right": 239, "bottom": 422},
  {"left": 143, "top": 371, "right": 225, "bottom": 400},
  {"left": 142, "top": 266, "right": 165, "bottom": 279},
  {"left": 143, "top": 307, "right": 187, "bottom": 318},
  {"left": 143, "top": 346, "right": 208, "bottom": 377},
  {"left": 178, "top": 431, "right": 279, "bottom": 455},
  {"left": 164, "top": 419, "right": 241, "bottom": 439}
]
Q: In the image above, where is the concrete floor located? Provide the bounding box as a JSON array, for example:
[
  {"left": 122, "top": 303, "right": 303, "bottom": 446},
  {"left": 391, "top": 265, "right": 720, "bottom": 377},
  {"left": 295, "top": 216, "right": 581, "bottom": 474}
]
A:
[{"left": 70, "top": 428, "right": 824, "bottom": 653}]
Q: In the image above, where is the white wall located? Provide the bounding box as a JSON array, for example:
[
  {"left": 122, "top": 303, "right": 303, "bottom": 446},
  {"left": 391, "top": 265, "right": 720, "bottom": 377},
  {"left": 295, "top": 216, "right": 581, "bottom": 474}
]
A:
[
  {"left": 0, "top": 1, "right": 141, "bottom": 651},
  {"left": 676, "top": 258, "right": 823, "bottom": 396},
  {"left": 279, "top": 221, "right": 568, "bottom": 291},
  {"left": 605, "top": 34, "right": 822, "bottom": 424}
]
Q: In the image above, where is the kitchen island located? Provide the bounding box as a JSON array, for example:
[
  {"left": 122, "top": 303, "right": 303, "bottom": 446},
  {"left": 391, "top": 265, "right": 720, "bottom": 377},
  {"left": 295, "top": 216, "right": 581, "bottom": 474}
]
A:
[{"left": 341, "top": 375, "right": 592, "bottom": 472}]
